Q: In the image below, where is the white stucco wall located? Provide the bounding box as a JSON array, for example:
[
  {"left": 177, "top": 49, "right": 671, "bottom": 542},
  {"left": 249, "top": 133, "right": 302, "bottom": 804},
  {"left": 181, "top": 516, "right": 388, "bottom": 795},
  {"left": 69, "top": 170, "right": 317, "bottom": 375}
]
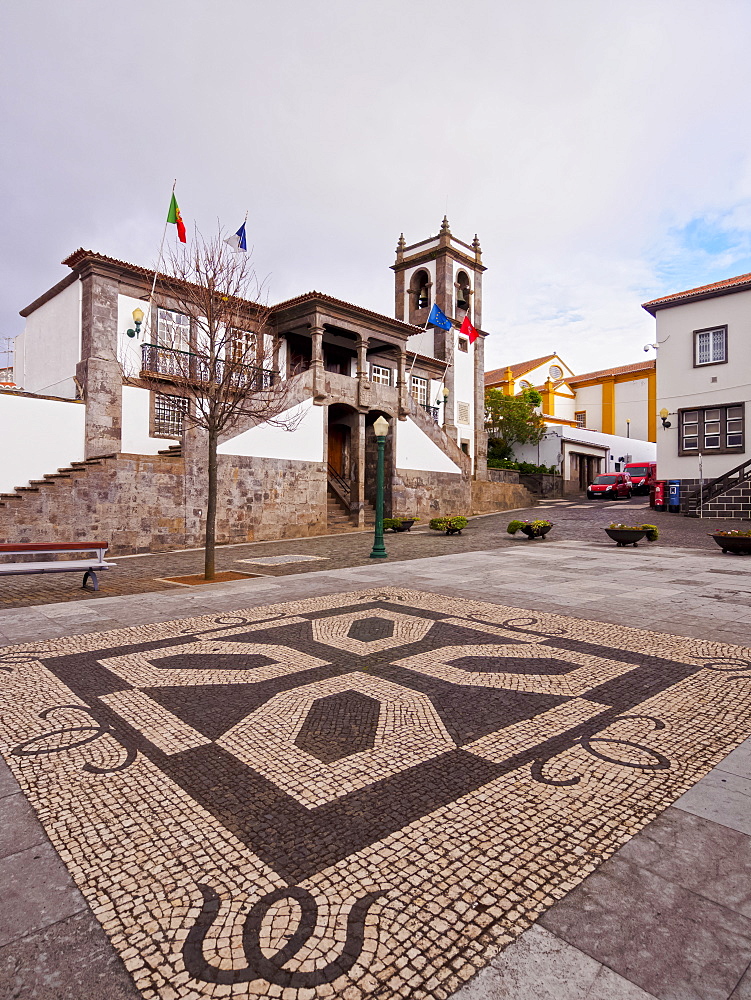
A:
[
  {"left": 571, "top": 384, "right": 603, "bottom": 430},
  {"left": 0, "top": 391, "right": 85, "bottom": 493},
  {"left": 654, "top": 289, "right": 751, "bottom": 480},
  {"left": 407, "top": 328, "right": 435, "bottom": 358},
  {"left": 396, "top": 416, "right": 462, "bottom": 474},
  {"left": 120, "top": 385, "right": 180, "bottom": 455},
  {"left": 117, "top": 293, "right": 151, "bottom": 378},
  {"left": 515, "top": 426, "right": 655, "bottom": 474},
  {"left": 14, "top": 279, "right": 81, "bottom": 399},
  {"left": 614, "top": 377, "right": 649, "bottom": 440},
  {"left": 552, "top": 394, "right": 577, "bottom": 422},
  {"left": 453, "top": 331, "right": 475, "bottom": 458},
  {"left": 218, "top": 398, "right": 324, "bottom": 462}
]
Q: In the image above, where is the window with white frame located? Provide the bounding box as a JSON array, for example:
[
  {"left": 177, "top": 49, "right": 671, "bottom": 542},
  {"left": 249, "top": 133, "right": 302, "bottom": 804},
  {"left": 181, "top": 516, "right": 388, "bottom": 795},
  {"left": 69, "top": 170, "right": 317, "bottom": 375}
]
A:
[
  {"left": 229, "top": 329, "right": 255, "bottom": 365},
  {"left": 410, "top": 375, "right": 428, "bottom": 405},
  {"left": 156, "top": 309, "right": 190, "bottom": 350},
  {"left": 679, "top": 403, "right": 744, "bottom": 455},
  {"left": 694, "top": 326, "right": 727, "bottom": 366},
  {"left": 370, "top": 364, "right": 391, "bottom": 386},
  {"left": 575, "top": 411, "right": 586, "bottom": 428},
  {"left": 153, "top": 393, "right": 189, "bottom": 438}
]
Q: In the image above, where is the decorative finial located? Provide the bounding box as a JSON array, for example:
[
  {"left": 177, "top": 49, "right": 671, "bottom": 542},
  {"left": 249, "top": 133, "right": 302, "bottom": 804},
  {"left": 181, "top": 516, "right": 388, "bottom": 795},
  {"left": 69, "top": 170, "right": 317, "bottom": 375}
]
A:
[
  {"left": 440, "top": 215, "right": 451, "bottom": 234},
  {"left": 472, "top": 234, "right": 482, "bottom": 260},
  {"left": 396, "top": 233, "right": 406, "bottom": 260}
]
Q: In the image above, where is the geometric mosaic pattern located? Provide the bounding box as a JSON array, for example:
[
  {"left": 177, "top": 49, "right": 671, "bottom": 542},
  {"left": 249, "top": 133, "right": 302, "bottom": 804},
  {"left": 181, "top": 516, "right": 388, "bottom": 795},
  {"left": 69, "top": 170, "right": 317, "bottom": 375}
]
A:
[{"left": 1, "top": 587, "right": 751, "bottom": 999}]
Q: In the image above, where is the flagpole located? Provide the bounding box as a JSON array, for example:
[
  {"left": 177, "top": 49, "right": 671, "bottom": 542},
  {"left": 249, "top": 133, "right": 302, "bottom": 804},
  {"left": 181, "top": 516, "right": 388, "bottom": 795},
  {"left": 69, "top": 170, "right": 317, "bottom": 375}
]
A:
[{"left": 143, "top": 179, "right": 176, "bottom": 342}]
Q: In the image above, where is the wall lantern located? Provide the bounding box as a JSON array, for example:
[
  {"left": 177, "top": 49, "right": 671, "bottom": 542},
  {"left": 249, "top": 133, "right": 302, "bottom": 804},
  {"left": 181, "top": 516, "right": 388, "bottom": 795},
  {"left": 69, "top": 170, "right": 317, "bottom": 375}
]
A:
[
  {"left": 659, "top": 407, "right": 671, "bottom": 429},
  {"left": 126, "top": 307, "right": 145, "bottom": 339}
]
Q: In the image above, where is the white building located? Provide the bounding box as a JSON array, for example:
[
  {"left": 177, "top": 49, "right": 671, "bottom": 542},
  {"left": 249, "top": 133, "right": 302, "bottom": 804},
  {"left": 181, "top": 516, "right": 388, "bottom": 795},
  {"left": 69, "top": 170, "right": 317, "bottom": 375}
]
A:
[{"left": 643, "top": 272, "right": 751, "bottom": 517}]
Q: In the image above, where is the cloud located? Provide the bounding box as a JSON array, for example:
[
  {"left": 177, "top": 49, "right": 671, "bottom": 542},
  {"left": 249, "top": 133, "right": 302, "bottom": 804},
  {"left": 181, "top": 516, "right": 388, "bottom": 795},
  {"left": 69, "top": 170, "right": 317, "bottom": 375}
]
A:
[{"left": 3, "top": 0, "right": 751, "bottom": 378}]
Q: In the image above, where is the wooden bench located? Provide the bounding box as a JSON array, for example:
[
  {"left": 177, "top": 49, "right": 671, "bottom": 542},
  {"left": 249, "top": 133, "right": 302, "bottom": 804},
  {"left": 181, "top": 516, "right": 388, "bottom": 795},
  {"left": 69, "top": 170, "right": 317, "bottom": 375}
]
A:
[{"left": 0, "top": 542, "right": 116, "bottom": 591}]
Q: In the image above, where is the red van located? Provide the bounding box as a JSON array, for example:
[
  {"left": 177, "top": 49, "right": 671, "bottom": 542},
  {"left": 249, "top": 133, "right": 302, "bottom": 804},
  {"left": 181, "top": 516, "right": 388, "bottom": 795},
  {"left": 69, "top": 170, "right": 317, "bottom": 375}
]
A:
[{"left": 624, "top": 462, "right": 657, "bottom": 496}]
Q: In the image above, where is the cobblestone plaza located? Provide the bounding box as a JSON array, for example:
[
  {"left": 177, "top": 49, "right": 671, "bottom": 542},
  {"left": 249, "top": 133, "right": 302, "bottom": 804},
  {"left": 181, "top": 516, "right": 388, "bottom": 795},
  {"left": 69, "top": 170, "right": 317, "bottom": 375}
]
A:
[{"left": 2, "top": 583, "right": 750, "bottom": 999}]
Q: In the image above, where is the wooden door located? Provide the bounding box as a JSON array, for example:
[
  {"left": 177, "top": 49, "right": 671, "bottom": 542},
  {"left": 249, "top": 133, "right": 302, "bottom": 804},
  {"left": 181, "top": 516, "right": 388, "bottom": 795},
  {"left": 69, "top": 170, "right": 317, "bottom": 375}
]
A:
[{"left": 328, "top": 425, "right": 347, "bottom": 477}]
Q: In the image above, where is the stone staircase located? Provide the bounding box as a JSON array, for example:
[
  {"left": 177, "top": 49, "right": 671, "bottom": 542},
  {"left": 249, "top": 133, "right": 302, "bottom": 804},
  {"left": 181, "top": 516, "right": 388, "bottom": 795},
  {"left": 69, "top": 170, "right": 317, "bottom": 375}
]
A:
[{"left": 326, "top": 488, "right": 376, "bottom": 531}]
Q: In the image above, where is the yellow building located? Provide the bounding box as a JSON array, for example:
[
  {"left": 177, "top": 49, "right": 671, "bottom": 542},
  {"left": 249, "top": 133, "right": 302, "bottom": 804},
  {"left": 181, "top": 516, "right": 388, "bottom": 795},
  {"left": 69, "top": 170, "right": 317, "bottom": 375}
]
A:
[{"left": 485, "top": 355, "right": 656, "bottom": 444}]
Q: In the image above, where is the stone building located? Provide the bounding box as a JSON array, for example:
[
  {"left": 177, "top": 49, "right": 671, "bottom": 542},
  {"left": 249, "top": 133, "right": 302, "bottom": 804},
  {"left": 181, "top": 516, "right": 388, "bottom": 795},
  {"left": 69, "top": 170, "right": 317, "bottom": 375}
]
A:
[{"left": 2, "top": 220, "right": 528, "bottom": 552}]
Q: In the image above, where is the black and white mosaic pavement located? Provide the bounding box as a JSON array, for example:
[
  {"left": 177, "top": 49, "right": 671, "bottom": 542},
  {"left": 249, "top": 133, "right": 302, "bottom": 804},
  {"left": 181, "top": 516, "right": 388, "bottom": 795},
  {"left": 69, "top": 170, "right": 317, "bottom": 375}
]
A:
[{"left": 1, "top": 587, "right": 750, "bottom": 999}]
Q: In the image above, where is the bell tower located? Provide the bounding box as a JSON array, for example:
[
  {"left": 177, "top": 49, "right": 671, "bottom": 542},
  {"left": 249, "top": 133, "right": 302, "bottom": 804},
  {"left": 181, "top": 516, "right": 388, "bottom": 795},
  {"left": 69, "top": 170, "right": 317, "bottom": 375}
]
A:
[{"left": 391, "top": 218, "right": 488, "bottom": 479}]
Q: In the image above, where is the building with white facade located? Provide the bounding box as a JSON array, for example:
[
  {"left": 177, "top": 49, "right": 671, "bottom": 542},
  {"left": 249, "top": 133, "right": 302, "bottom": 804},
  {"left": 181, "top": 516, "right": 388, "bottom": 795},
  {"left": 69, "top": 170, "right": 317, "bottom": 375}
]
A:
[
  {"left": 643, "top": 272, "right": 751, "bottom": 517},
  {"left": 1, "top": 221, "right": 531, "bottom": 553}
]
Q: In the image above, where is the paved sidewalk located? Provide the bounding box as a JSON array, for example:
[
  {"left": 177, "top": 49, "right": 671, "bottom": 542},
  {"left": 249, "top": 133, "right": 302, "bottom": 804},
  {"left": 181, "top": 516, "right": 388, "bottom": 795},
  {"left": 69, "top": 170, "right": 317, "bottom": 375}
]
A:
[
  {"left": 0, "top": 544, "right": 750, "bottom": 999},
  {"left": 2, "top": 498, "right": 748, "bottom": 610}
]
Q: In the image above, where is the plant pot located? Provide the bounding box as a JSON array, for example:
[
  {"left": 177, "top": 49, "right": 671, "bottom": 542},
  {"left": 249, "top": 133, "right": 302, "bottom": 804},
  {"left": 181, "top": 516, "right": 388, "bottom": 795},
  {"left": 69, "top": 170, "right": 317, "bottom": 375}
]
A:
[
  {"left": 521, "top": 525, "right": 553, "bottom": 540},
  {"left": 710, "top": 534, "right": 751, "bottom": 554},
  {"left": 445, "top": 527, "right": 462, "bottom": 535},
  {"left": 605, "top": 527, "right": 646, "bottom": 547},
  {"left": 394, "top": 519, "right": 415, "bottom": 532}
]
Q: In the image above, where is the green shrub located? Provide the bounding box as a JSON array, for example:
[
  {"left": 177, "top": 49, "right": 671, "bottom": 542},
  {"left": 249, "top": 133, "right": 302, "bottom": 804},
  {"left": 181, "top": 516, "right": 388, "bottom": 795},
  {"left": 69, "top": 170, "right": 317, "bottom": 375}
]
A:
[
  {"left": 383, "top": 518, "right": 401, "bottom": 530},
  {"left": 487, "top": 459, "right": 559, "bottom": 475},
  {"left": 429, "top": 516, "right": 468, "bottom": 533},
  {"left": 508, "top": 519, "right": 552, "bottom": 534},
  {"left": 506, "top": 520, "right": 526, "bottom": 534}
]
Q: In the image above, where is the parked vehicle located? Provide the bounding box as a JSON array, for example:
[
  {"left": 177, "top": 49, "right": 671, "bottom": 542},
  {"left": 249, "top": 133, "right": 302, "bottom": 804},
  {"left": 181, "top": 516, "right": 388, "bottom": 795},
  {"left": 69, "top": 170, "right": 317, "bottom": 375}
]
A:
[
  {"left": 587, "top": 473, "right": 632, "bottom": 500},
  {"left": 624, "top": 461, "right": 657, "bottom": 495}
]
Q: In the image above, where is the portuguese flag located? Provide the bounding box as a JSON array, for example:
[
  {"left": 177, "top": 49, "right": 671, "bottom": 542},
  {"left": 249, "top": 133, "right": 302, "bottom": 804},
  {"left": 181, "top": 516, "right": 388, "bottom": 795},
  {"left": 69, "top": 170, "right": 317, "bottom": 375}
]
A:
[{"left": 167, "top": 193, "right": 187, "bottom": 243}]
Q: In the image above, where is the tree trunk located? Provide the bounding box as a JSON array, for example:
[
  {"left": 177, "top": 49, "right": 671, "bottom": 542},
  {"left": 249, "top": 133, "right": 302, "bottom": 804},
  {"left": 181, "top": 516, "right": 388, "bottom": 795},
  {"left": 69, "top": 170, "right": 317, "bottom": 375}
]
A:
[{"left": 204, "top": 426, "right": 218, "bottom": 580}]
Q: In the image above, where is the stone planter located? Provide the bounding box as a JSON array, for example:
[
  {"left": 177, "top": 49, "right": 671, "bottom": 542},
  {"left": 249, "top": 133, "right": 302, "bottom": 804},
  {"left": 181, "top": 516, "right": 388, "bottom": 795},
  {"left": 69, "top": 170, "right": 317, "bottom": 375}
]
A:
[
  {"left": 710, "top": 533, "right": 751, "bottom": 554},
  {"left": 521, "top": 524, "right": 553, "bottom": 540},
  {"left": 393, "top": 519, "right": 416, "bottom": 532},
  {"left": 605, "top": 527, "right": 646, "bottom": 547}
]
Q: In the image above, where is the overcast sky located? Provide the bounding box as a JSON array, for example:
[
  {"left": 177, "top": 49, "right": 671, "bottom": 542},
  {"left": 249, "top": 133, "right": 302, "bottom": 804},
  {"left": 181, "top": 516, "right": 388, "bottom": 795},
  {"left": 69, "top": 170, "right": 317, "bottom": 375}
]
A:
[{"left": 3, "top": 0, "right": 751, "bottom": 375}]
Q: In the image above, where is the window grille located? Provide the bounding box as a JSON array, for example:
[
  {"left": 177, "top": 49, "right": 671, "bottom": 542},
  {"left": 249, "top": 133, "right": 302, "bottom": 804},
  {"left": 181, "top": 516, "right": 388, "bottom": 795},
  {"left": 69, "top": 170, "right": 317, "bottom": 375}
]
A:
[
  {"left": 575, "top": 411, "right": 586, "bottom": 428},
  {"left": 154, "top": 393, "right": 189, "bottom": 438},
  {"left": 549, "top": 364, "right": 563, "bottom": 379},
  {"left": 695, "top": 327, "right": 727, "bottom": 366}
]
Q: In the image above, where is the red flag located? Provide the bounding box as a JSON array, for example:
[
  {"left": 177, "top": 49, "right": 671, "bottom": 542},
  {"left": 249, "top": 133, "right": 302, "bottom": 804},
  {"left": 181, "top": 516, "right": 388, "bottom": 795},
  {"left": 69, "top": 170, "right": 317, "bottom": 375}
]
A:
[{"left": 460, "top": 314, "right": 479, "bottom": 344}]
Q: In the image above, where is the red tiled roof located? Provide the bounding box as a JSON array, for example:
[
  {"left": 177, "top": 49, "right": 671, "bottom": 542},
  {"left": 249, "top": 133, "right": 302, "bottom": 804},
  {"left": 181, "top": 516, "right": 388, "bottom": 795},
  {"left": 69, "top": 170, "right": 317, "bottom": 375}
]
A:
[
  {"left": 60, "top": 250, "right": 423, "bottom": 336},
  {"left": 642, "top": 272, "right": 751, "bottom": 314},
  {"left": 566, "top": 359, "right": 655, "bottom": 385},
  {"left": 484, "top": 354, "right": 557, "bottom": 385}
]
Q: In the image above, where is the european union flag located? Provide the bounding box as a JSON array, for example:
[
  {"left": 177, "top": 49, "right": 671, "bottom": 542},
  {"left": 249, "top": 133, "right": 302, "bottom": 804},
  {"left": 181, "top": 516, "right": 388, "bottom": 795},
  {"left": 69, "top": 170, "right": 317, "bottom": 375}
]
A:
[{"left": 427, "top": 303, "right": 452, "bottom": 330}]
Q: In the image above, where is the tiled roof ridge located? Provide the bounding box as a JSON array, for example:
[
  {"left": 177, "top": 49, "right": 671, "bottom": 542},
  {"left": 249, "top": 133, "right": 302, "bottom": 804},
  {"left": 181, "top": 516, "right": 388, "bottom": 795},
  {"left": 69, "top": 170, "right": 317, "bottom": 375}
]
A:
[
  {"left": 484, "top": 354, "right": 557, "bottom": 383},
  {"left": 642, "top": 271, "right": 751, "bottom": 310},
  {"left": 567, "top": 359, "right": 655, "bottom": 383},
  {"left": 62, "top": 250, "right": 424, "bottom": 334}
]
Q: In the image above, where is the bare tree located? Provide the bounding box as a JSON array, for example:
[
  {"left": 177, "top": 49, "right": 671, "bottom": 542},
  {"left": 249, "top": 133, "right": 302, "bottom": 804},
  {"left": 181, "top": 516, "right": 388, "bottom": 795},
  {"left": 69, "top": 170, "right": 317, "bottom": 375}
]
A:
[{"left": 136, "top": 230, "right": 298, "bottom": 579}]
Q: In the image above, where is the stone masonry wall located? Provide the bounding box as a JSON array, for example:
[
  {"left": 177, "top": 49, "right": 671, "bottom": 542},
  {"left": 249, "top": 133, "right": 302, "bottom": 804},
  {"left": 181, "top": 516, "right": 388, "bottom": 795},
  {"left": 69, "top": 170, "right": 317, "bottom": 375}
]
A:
[
  {"left": 0, "top": 452, "right": 329, "bottom": 555},
  {"left": 678, "top": 477, "right": 751, "bottom": 520},
  {"left": 392, "top": 469, "right": 472, "bottom": 519}
]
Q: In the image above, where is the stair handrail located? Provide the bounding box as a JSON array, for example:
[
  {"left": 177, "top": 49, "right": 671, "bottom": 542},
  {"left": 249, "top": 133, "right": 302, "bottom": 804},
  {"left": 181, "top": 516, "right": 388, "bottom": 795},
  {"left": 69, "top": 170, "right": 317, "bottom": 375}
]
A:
[
  {"left": 690, "top": 454, "right": 751, "bottom": 508},
  {"left": 327, "top": 463, "right": 351, "bottom": 510}
]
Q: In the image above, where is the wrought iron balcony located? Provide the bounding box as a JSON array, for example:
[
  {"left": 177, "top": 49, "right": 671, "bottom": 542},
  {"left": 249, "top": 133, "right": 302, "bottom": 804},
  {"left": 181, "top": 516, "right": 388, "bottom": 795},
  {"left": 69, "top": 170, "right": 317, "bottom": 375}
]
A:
[
  {"left": 141, "top": 343, "right": 275, "bottom": 390},
  {"left": 421, "top": 404, "right": 440, "bottom": 422}
]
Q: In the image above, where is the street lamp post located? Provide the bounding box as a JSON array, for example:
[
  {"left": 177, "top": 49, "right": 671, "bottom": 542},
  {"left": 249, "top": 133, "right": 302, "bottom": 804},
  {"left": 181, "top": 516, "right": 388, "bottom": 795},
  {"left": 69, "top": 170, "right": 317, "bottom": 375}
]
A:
[{"left": 369, "top": 415, "right": 390, "bottom": 559}]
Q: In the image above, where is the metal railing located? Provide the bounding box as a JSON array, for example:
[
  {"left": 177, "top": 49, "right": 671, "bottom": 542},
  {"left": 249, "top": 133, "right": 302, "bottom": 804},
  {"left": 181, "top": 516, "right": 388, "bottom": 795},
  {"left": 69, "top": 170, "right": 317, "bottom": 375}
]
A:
[
  {"left": 141, "top": 343, "right": 275, "bottom": 390},
  {"left": 686, "top": 454, "right": 751, "bottom": 511},
  {"left": 421, "top": 404, "right": 440, "bottom": 422}
]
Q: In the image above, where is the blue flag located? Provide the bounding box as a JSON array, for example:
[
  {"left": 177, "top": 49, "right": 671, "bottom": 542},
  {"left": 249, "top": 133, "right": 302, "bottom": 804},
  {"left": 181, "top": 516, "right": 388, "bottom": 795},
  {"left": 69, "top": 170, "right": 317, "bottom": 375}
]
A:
[
  {"left": 427, "top": 303, "right": 452, "bottom": 330},
  {"left": 225, "top": 223, "right": 247, "bottom": 252}
]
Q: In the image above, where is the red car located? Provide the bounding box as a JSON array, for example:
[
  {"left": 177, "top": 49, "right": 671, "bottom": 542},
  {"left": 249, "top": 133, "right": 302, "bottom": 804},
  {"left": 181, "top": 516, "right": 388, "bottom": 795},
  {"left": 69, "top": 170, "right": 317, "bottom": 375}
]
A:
[{"left": 587, "top": 473, "right": 632, "bottom": 500}]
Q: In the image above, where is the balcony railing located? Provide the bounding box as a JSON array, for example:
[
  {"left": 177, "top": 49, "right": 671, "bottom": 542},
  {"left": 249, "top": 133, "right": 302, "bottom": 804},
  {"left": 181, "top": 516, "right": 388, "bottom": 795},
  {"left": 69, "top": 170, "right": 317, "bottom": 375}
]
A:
[
  {"left": 141, "top": 343, "right": 275, "bottom": 390},
  {"left": 421, "top": 404, "right": 440, "bottom": 422}
]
